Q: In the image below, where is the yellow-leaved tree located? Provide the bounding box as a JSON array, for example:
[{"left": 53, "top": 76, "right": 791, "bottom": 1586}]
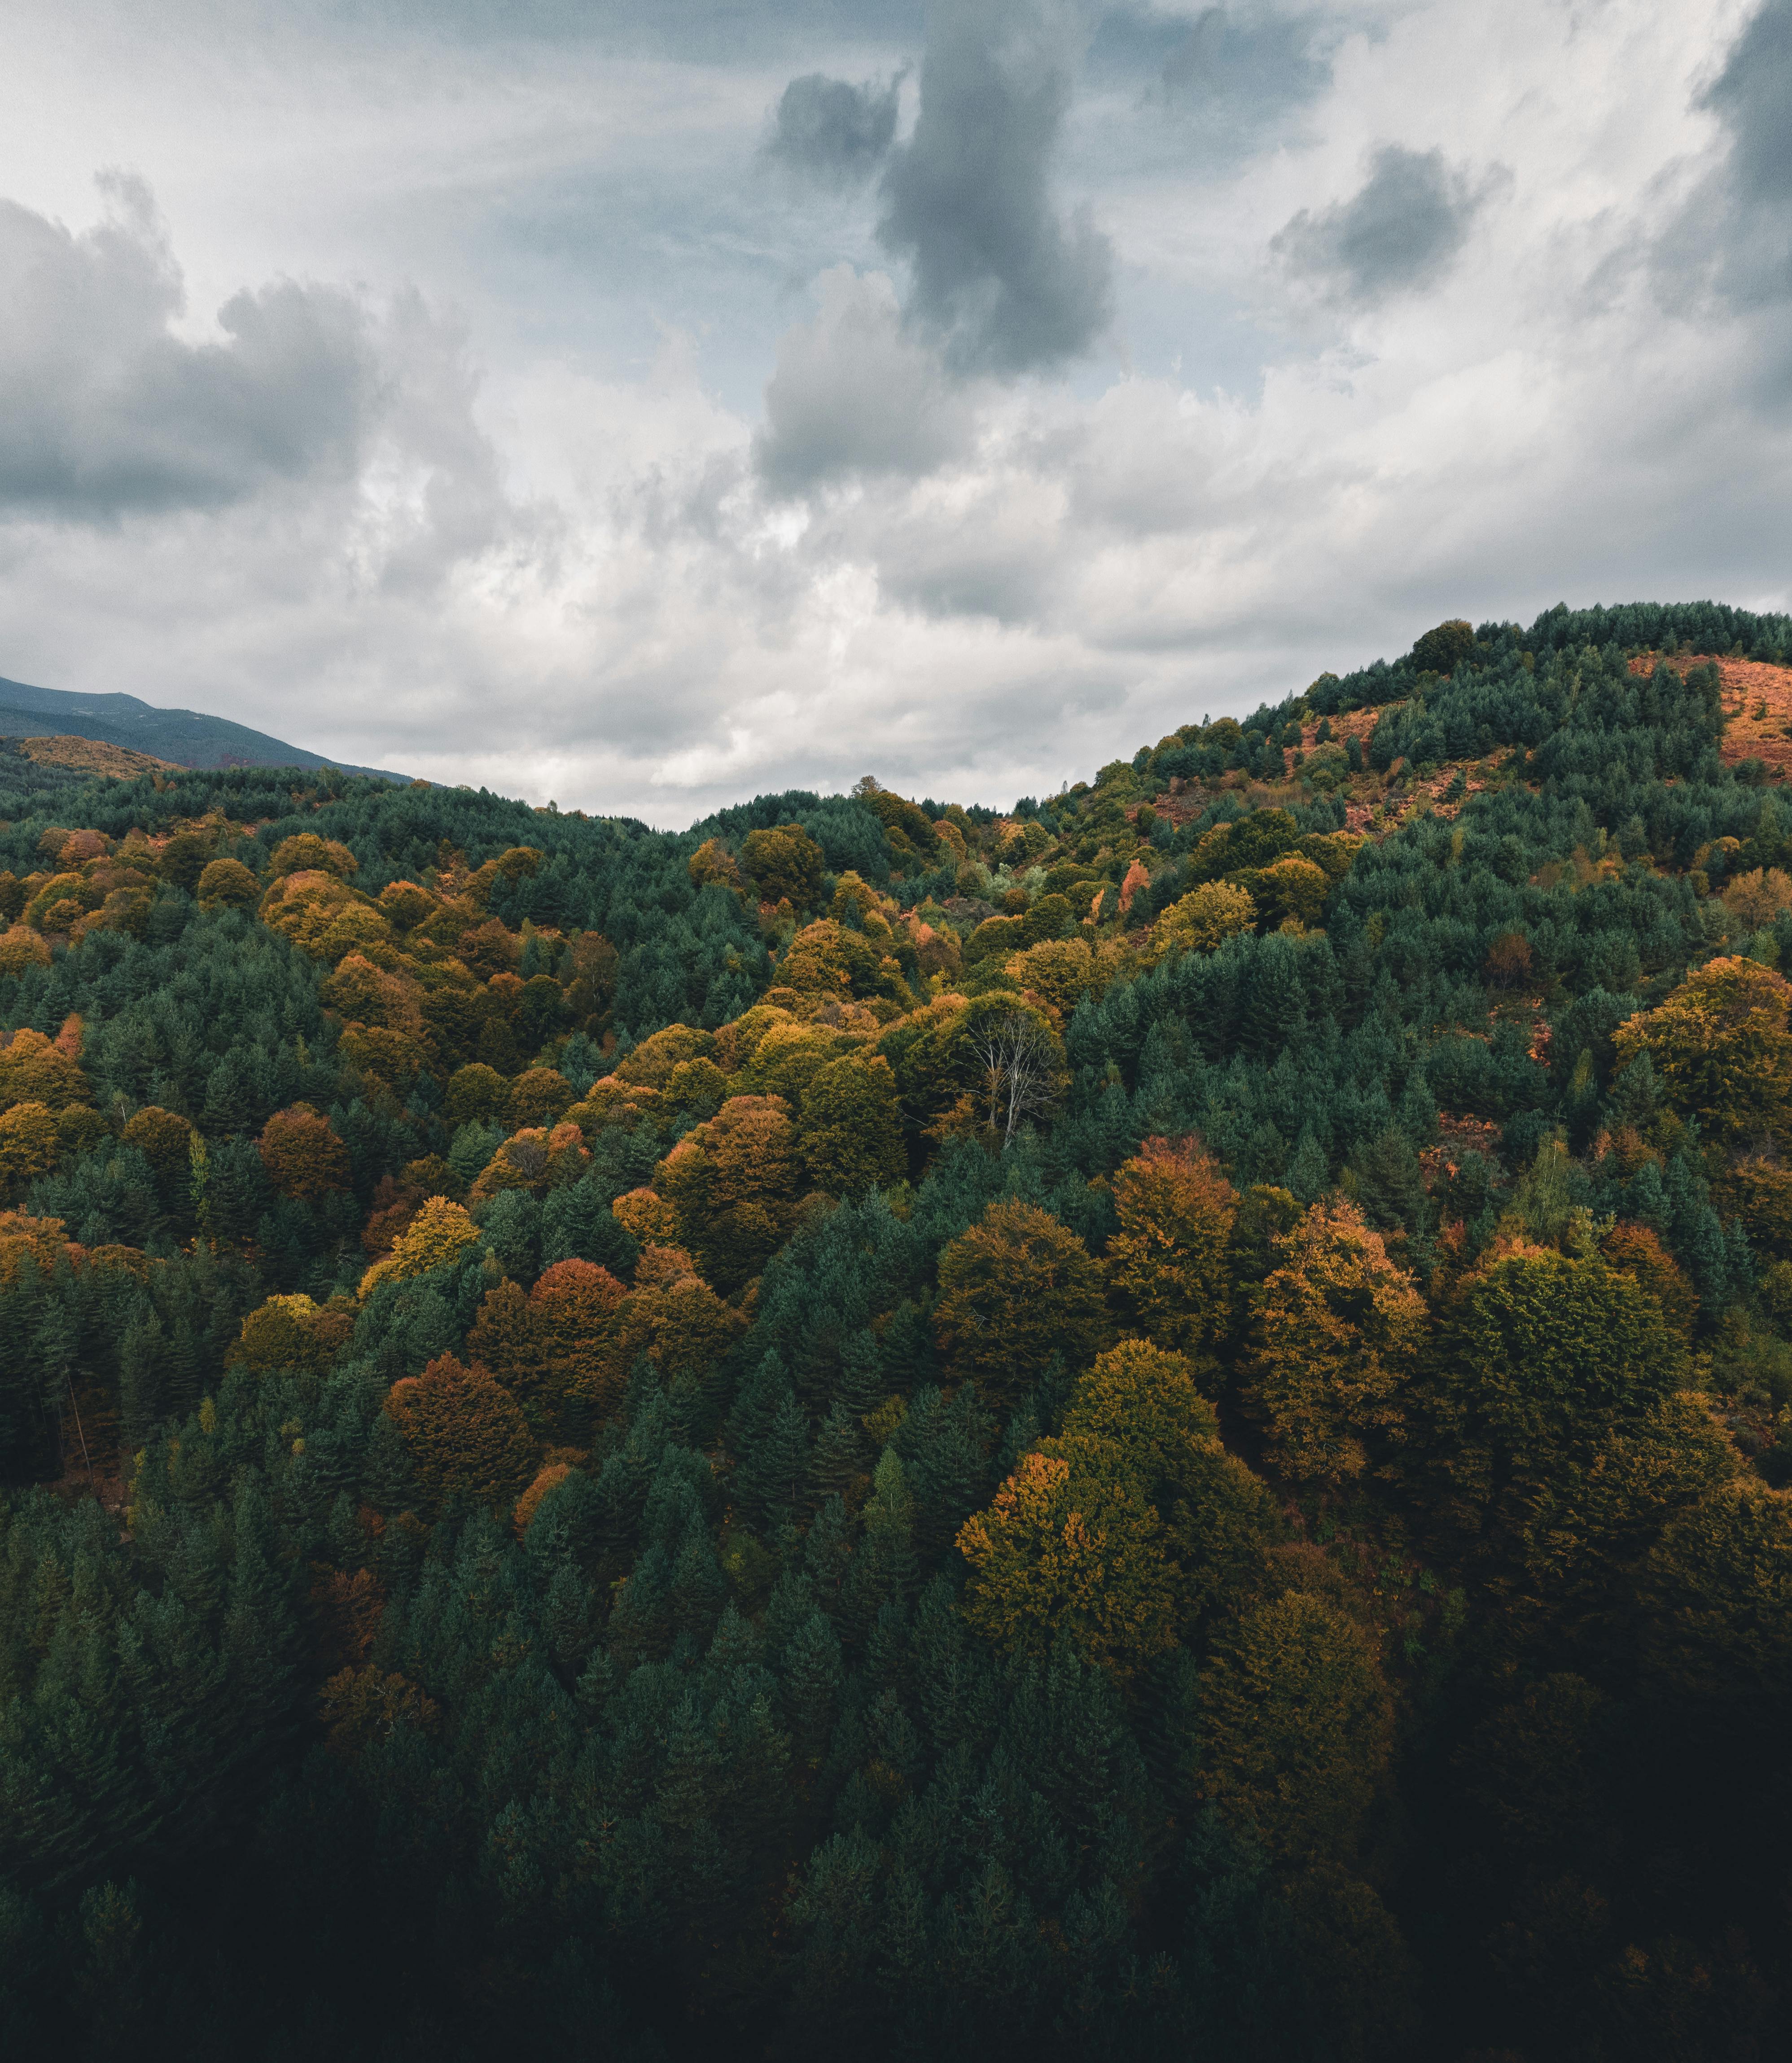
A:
[
  {"left": 1143, "top": 880, "right": 1256, "bottom": 964},
  {"left": 654, "top": 1094, "right": 802, "bottom": 1290},
  {"left": 1612, "top": 955, "right": 1792, "bottom": 1146},
  {"left": 1106, "top": 1137, "right": 1238, "bottom": 1385},
  {"left": 1245, "top": 1197, "right": 1428, "bottom": 1485},
  {"left": 360, "top": 1196, "right": 482, "bottom": 1295},
  {"left": 958, "top": 1340, "right": 1277, "bottom": 1679}
]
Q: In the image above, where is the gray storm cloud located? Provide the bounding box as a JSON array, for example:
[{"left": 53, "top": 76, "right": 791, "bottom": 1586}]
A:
[
  {"left": 767, "top": 71, "right": 903, "bottom": 184},
  {"left": 1160, "top": 5, "right": 1226, "bottom": 95},
  {"left": 0, "top": 175, "right": 374, "bottom": 519},
  {"left": 876, "top": 0, "right": 1113, "bottom": 373},
  {"left": 754, "top": 267, "right": 977, "bottom": 491},
  {"left": 1700, "top": 0, "right": 1792, "bottom": 305},
  {"left": 1272, "top": 144, "right": 1501, "bottom": 303}
]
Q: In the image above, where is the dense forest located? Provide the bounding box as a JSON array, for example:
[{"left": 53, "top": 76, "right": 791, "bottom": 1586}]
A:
[{"left": 4, "top": 597, "right": 1792, "bottom": 2061}]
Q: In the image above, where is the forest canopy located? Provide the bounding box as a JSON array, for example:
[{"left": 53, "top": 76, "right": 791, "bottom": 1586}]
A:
[{"left": 3, "top": 598, "right": 1792, "bottom": 2061}]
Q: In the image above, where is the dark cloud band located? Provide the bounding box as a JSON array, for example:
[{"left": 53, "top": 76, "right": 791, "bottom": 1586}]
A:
[
  {"left": 1273, "top": 144, "right": 1503, "bottom": 304},
  {"left": 766, "top": 72, "right": 903, "bottom": 185},
  {"left": 876, "top": 0, "right": 1112, "bottom": 374}
]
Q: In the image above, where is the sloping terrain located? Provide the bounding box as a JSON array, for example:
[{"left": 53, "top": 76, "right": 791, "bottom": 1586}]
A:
[
  {"left": 0, "top": 673, "right": 407, "bottom": 781},
  {"left": 0, "top": 597, "right": 1790, "bottom": 2063},
  {"left": 1629, "top": 650, "right": 1792, "bottom": 778},
  {"left": 1, "top": 733, "right": 181, "bottom": 778}
]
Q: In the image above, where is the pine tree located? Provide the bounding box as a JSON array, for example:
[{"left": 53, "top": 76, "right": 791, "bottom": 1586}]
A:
[{"left": 807, "top": 1400, "right": 866, "bottom": 1510}]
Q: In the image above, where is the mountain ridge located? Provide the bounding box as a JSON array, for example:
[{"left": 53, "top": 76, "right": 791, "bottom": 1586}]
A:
[{"left": 0, "top": 672, "right": 407, "bottom": 783}]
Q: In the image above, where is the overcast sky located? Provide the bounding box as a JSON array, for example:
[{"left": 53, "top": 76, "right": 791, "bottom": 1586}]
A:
[{"left": 0, "top": 0, "right": 1786, "bottom": 821}]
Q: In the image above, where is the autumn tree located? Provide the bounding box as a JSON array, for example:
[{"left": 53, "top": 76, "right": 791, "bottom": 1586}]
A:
[
  {"left": 1722, "top": 866, "right": 1792, "bottom": 930},
  {"left": 530, "top": 1258, "right": 630, "bottom": 1430},
  {"left": 269, "top": 832, "right": 358, "bottom": 880},
  {"left": 1411, "top": 617, "right": 1476, "bottom": 674},
  {"left": 1107, "top": 1138, "right": 1238, "bottom": 1384},
  {"left": 780, "top": 920, "right": 907, "bottom": 1006},
  {"left": 1724, "top": 1153, "right": 1792, "bottom": 1261},
  {"left": 958, "top": 1450, "right": 1179, "bottom": 1681},
  {"left": 1061, "top": 1338, "right": 1276, "bottom": 1624},
  {"left": 1612, "top": 955, "right": 1792, "bottom": 1146},
  {"left": 0, "top": 1028, "right": 88, "bottom": 1113},
  {"left": 1198, "top": 1585, "right": 1393, "bottom": 1863},
  {"left": 1600, "top": 1221, "right": 1699, "bottom": 1334},
  {"left": 229, "top": 1294, "right": 351, "bottom": 1376},
  {"left": 688, "top": 837, "right": 745, "bottom": 895},
  {"left": 959, "top": 1339, "right": 1276, "bottom": 1676},
  {"left": 319, "top": 1666, "right": 439, "bottom": 1760},
  {"left": 1407, "top": 1244, "right": 1708, "bottom": 1596},
  {"left": 121, "top": 1107, "right": 193, "bottom": 1206},
  {"left": 360, "top": 1196, "right": 482, "bottom": 1293},
  {"left": 383, "top": 1353, "right": 535, "bottom": 1518},
  {"left": 514, "top": 1461, "right": 574, "bottom": 1536},
  {"left": 508, "top": 1067, "right": 575, "bottom": 1127},
  {"left": 1249, "top": 852, "right": 1331, "bottom": 929},
  {"left": 612, "top": 1022, "right": 715, "bottom": 1089},
  {"left": 195, "top": 857, "right": 260, "bottom": 911},
  {"left": 613, "top": 1187, "right": 678, "bottom": 1245},
  {"left": 1144, "top": 881, "right": 1257, "bottom": 967},
  {"left": 0, "top": 1104, "right": 59, "bottom": 1193},
  {"left": 467, "top": 1122, "right": 588, "bottom": 1205},
  {"left": 1245, "top": 1199, "right": 1428, "bottom": 1485},
  {"left": 258, "top": 1106, "right": 351, "bottom": 1201},
  {"left": 1003, "top": 936, "right": 1108, "bottom": 1020},
  {"left": 934, "top": 1198, "right": 1109, "bottom": 1404},
  {"left": 613, "top": 1250, "right": 745, "bottom": 1392},
  {"left": 797, "top": 1053, "right": 906, "bottom": 1196},
  {"left": 654, "top": 1094, "right": 802, "bottom": 1290},
  {"left": 737, "top": 1021, "right": 848, "bottom": 1105},
  {"left": 446, "top": 1062, "right": 510, "bottom": 1126},
  {"left": 740, "top": 823, "right": 825, "bottom": 908}
]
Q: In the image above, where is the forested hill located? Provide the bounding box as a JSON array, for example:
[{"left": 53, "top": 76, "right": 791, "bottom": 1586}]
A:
[
  {"left": 2, "top": 596, "right": 1792, "bottom": 2061},
  {"left": 0, "top": 672, "right": 407, "bottom": 781}
]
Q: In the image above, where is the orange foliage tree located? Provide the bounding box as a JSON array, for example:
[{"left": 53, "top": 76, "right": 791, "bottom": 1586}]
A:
[
  {"left": 1600, "top": 1221, "right": 1699, "bottom": 1333},
  {"left": 654, "top": 1094, "right": 802, "bottom": 1290},
  {"left": 1107, "top": 1138, "right": 1238, "bottom": 1384},
  {"left": 1245, "top": 1198, "right": 1427, "bottom": 1485},
  {"left": 613, "top": 1249, "right": 745, "bottom": 1392},
  {"left": 383, "top": 1353, "right": 535, "bottom": 1518},
  {"left": 533, "top": 1259, "right": 630, "bottom": 1430},
  {"left": 0, "top": 1028, "right": 88, "bottom": 1112},
  {"left": 258, "top": 1106, "right": 351, "bottom": 1200}
]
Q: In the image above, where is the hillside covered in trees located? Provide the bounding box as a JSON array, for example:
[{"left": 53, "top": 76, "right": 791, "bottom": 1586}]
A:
[{"left": 4, "top": 597, "right": 1792, "bottom": 2061}]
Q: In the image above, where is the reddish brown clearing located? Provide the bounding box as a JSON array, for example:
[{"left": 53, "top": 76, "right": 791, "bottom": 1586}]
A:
[{"left": 1630, "top": 653, "right": 1792, "bottom": 778}]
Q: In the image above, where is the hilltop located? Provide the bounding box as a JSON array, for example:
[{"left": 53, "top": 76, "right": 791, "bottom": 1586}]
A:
[{"left": 0, "top": 671, "right": 407, "bottom": 781}]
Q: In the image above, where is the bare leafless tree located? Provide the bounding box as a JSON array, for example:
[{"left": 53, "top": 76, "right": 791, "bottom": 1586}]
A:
[{"left": 972, "top": 1011, "right": 1059, "bottom": 1148}]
